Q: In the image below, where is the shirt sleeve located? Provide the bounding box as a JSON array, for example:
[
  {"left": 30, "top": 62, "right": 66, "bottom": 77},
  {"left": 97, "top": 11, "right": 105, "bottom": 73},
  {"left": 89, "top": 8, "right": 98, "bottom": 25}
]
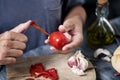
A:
[
  {"left": 67, "top": 0, "right": 86, "bottom": 8},
  {"left": 62, "top": 0, "right": 86, "bottom": 21}
]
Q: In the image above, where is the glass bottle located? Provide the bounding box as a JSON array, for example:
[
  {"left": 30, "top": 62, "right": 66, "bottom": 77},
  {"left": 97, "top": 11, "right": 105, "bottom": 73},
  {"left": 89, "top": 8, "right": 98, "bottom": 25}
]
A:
[{"left": 87, "top": 0, "right": 115, "bottom": 47}]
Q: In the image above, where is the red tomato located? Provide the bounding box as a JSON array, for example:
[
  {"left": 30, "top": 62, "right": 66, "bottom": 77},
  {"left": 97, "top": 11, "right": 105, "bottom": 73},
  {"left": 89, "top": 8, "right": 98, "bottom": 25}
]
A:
[
  {"left": 30, "top": 63, "right": 45, "bottom": 78},
  {"left": 49, "top": 31, "right": 68, "bottom": 49}
]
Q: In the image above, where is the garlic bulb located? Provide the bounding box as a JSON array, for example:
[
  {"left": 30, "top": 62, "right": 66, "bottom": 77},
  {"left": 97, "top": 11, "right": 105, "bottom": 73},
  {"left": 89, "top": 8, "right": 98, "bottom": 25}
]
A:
[{"left": 67, "top": 50, "right": 88, "bottom": 76}]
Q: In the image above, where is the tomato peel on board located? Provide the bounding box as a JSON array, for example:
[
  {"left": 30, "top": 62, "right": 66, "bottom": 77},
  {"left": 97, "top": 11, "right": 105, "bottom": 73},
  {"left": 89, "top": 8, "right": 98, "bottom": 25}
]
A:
[
  {"left": 25, "top": 78, "right": 34, "bottom": 80},
  {"left": 46, "top": 68, "right": 58, "bottom": 80},
  {"left": 49, "top": 31, "right": 68, "bottom": 50},
  {"left": 29, "top": 63, "right": 58, "bottom": 80},
  {"left": 30, "top": 63, "right": 44, "bottom": 78}
]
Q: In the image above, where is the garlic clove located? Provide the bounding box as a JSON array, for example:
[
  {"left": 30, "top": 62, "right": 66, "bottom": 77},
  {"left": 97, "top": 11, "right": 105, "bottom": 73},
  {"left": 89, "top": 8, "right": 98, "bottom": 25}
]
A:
[
  {"left": 67, "top": 50, "right": 89, "bottom": 76},
  {"left": 67, "top": 56, "right": 77, "bottom": 67},
  {"left": 94, "top": 48, "right": 112, "bottom": 62},
  {"left": 102, "top": 56, "right": 111, "bottom": 62},
  {"left": 75, "top": 50, "right": 85, "bottom": 58},
  {"left": 71, "top": 66, "right": 86, "bottom": 76},
  {"left": 78, "top": 57, "right": 89, "bottom": 71}
]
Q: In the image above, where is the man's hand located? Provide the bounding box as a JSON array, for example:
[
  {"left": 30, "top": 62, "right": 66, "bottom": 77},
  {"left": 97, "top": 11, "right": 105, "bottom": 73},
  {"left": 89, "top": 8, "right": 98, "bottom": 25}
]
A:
[
  {"left": 45, "top": 5, "right": 86, "bottom": 54},
  {"left": 0, "top": 20, "right": 32, "bottom": 65},
  {"left": 59, "top": 16, "right": 83, "bottom": 51},
  {"left": 45, "top": 16, "right": 83, "bottom": 54}
]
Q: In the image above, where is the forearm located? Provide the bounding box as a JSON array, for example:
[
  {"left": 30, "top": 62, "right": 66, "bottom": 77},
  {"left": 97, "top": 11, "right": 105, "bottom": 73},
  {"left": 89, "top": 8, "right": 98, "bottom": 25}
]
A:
[{"left": 65, "top": 6, "right": 87, "bottom": 24}]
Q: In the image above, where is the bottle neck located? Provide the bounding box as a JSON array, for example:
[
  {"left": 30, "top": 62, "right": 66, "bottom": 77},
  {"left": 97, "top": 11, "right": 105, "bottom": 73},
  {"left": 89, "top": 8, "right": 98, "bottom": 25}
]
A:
[{"left": 96, "top": 2, "right": 109, "bottom": 18}]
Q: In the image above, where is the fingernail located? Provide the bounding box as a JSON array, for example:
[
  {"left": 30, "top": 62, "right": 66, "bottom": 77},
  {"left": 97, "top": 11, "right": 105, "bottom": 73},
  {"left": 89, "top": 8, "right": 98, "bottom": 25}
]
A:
[{"left": 27, "top": 20, "right": 33, "bottom": 24}]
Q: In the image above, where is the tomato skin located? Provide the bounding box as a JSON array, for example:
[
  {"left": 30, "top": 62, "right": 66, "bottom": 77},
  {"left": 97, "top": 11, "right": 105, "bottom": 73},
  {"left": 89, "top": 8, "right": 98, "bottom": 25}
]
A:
[
  {"left": 30, "top": 63, "right": 44, "bottom": 78},
  {"left": 49, "top": 31, "right": 68, "bottom": 50},
  {"left": 29, "top": 63, "right": 58, "bottom": 80},
  {"left": 46, "top": 68, "right": 58, "bottom": 80},
  {"left": 25, "top": 78, "right": 34, "bottom": 80}
]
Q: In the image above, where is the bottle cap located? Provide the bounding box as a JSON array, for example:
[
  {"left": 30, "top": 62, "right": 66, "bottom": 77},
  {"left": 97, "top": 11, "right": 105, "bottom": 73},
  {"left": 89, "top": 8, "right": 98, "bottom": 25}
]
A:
[{"left": 97, "top": 0, "right": 108, "bottom": 4}]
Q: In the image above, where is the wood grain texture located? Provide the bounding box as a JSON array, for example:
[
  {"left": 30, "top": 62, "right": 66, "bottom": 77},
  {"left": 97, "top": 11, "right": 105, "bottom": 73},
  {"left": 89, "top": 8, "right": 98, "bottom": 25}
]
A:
[{"left": 6, "top": 53, "right": 96, "bottom": 80}]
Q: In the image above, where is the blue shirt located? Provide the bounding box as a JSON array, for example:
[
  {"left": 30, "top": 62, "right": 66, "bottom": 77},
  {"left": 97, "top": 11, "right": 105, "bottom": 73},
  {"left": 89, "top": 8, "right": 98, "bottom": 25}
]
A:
[{"left": 0, "top": 0, "right": 85, "bottom": 53}]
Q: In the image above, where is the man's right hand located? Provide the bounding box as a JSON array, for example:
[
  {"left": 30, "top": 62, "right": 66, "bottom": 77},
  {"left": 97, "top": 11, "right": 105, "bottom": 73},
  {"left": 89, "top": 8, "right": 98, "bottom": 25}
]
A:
[{"left": 0, "top": 20, "right": 32, "bottom": 65}]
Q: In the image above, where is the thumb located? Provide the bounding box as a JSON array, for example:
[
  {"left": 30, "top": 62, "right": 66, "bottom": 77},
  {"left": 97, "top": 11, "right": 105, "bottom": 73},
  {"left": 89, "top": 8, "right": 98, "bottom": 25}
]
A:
[{"left": 10, "top": 20, "right": 32, "bottom": 33}]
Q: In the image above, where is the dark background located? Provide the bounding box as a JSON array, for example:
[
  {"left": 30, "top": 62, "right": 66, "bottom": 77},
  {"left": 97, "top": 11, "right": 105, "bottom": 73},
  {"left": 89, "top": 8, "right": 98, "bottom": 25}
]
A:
[
  {"left": 81, "top": 1, "right": 120, "bottom": 80},
  {"left": 83, "top": 0, "right": 120, "bottom": 27}
]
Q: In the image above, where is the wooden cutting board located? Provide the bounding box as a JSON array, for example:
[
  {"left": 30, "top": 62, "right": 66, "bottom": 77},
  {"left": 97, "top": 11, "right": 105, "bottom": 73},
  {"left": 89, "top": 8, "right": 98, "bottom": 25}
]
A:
[{"left": 6, "top": 53, "right": 96, "bottom": 80}]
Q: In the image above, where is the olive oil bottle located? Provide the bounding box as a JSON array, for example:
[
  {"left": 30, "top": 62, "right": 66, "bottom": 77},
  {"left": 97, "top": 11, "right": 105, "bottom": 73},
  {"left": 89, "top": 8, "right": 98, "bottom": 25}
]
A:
[{"left": 87, "top": 0, "right": 115, "bottom": 47}]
